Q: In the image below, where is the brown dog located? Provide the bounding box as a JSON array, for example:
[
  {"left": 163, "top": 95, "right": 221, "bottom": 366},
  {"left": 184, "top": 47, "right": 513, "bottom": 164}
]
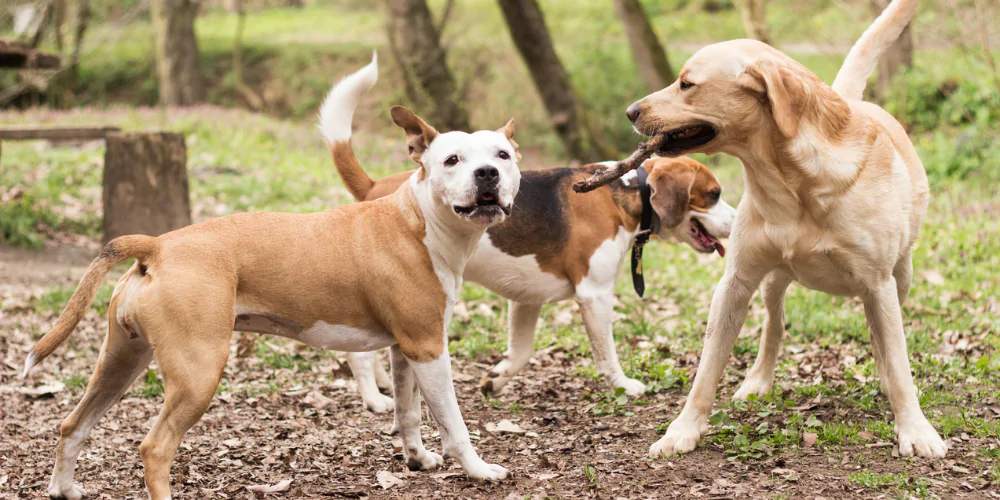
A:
[
  {"left": 617, "top": 0, "right": 944, "bottom": 458},
  {"left": 25, "top": 54, "right": 521, "bottom": 499},
  {"left": 336, "top": 154, "right": 735, "bottom": 407}
]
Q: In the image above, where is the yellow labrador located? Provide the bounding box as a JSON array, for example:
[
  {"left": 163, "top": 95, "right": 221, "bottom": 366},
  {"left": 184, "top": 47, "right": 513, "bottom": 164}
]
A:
[{"left": 623, "top": 0, "right": 946, "bottom": 458}]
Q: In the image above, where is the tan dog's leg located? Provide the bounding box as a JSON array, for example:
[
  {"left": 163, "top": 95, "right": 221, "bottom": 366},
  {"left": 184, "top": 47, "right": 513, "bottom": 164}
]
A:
[
  {"left": 138, "top": 305, "right": 232, "bottom": 499},
  {"left": 650, "top": 266, "right": 766, "bottom": 457},
  {"left": 48, "top": 322, "right": 153, "bottom": 500},
  {"left": 482, "top": 301, "right": 541, "bottom": 394},
  {"left": 863, "top": 279, "right": 947, "bottom": 457},
  {"left": 734, "top": 270, "right": 791, "bottom": 400},
  {"left": 389, "top": 345, "right": 443, "bottom": 470},
  {"left": 346, "top": 351, "right": 393, "bottom": 412},
  {"left": 576, "top": 291, "right": 646, "bottom": 396}
]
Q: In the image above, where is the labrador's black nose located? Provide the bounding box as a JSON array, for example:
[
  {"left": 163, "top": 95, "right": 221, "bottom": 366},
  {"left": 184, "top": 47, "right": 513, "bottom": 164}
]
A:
[
  {"left": 475, "top": 166, "right": 499, "bottom": 186},
  {"left": 626, "top": 103, "right": 641, "bottom": 123}
]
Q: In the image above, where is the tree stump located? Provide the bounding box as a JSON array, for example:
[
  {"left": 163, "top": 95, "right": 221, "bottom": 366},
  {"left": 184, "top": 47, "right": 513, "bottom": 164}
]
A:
[{"left": 103, "top": 132, "right": 191, "bottom": 243}]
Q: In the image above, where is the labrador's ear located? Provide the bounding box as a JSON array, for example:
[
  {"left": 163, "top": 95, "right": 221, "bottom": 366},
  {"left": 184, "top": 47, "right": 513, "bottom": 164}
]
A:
[
  {"left": 737, "top": 57, "right": 809, "bottom": 139},
  {"left": 391, "top": 105, "right": 439, "bottom": 165},
  {"left": 648, "top": 165, "right": 695, "bottom": 229},
  {"left": 496, "top": 118, "right": 520, "bottom": 161}
]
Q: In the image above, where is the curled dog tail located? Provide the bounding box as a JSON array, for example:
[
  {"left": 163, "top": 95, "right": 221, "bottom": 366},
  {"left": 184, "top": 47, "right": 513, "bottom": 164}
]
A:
[
  {"left": 319, "top": 51, "right": 379, "bottom": 201},
  {"left": 23, "top": 235, "right": 157, "bottom": 377},
  {"left": 831, "top": 0, "right": 919, "bottom": 102}
]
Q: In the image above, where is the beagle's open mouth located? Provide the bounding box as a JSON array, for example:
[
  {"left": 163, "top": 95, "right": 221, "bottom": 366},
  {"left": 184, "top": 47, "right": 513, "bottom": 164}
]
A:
[
  {"left": 690, "top": 217, "right": 725, "bottom": 257},
  {"left": 454, "top": 192, "right": 512, "bottom": 221},
  {"left": 657, "top": 124, "right": 717, "bottom": 155}
]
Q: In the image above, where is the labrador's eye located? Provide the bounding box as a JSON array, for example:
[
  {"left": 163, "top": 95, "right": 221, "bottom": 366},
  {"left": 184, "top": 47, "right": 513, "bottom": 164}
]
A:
[
  {"left": 444, "top": 155, "right": 460, "bottom": 166},
  {"left": 680, "top": 80, "right": 694, "bottom": 91},
  {"left": 498, "top": 150, "right": 510, "bottom": 160}
]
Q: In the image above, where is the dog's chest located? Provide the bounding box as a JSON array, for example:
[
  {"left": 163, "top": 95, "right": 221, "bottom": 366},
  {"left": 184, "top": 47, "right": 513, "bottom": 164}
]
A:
[
  {"left": 763, "top": 222, "right": 868, "bottom": 296},
  {"left": 464, "top": 235, "right": 575, "bottom": 304}
]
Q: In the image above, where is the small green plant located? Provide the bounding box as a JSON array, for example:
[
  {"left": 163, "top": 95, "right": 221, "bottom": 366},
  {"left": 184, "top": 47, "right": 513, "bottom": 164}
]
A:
[
  {"left": 849, "top": 470, "right": 930, "bottom": 497},
  {"left": 590, "top": 387, "right": 632, "bottom": 417},
  {"left": 584, "top": 462, "right": 598, "bottom": 489},
  {"left": 508, "top": 401, "right": 523, "bottom": 414},
  {"left": 61, "top": 374, "right": 89, "bottom": 391},
  {"left": 137, "top": 368, "right": 164, "bottom": 398}
]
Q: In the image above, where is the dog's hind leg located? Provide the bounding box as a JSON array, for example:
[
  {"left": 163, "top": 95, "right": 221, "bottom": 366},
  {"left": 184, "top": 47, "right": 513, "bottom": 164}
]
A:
[
  {"left": 734, "top": 270, "right": 791, "bottom": 401},
  {"left": 863, "top": 278, "right": 947, "bottom": 458},
  {"left": 48, "top": 315, "right": 153, "bottom": 500},
  {"left": 138, "top": 309, "right": 232, "bottom": 499},
  {"left": 481, "top": 301, "right": 542, "bottom": 395},
  {"left": 373, "top": 349, "right": 392, "bottom": 390},
  {"left": 346, "top": 351, "right": 393, "bottom": 412}
]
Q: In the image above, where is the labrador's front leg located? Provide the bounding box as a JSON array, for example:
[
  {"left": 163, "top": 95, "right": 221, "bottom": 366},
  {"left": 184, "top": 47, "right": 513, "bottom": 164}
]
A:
[{"left": 650, "top": 268, "right": 764, "bottom": 457}]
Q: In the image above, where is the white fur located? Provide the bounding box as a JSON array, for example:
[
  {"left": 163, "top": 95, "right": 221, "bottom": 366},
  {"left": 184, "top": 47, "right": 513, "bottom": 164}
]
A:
[
  {"left": 464, "top": 235, "right": 574, "bottom": 305},
  {"left": 318, "top": 51, "right": 378, "bottom": 143},
  {"left": 298, "top": 321, "right": 396, "bottom": 352}
]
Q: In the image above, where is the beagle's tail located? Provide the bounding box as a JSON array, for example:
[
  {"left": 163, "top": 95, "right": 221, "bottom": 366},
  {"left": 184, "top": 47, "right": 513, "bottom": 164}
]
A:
[
  {"left": 832, "top": 0, "right": 919, "bottom": 102},
  {"left": 319, "top": 52, "right": 379, "bottom": 201},
  {"left": 23, "top": 235, "right": 157, "bottom": 377}
]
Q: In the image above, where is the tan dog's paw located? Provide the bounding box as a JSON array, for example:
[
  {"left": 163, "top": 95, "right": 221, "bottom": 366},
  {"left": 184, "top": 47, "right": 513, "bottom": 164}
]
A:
[
  {"left": 405, "top": 450, "right": 444, "bottom": 471},
  {"left": 613, "top": 377, "right": 647, "bottom": 397},
  {"left": 467, "top": 463, "right": 510, "bottom": 482},
  {"left": 897, "top": 420, "right": 948, "bottom": 458},
  {"left": 363, "top": 393, "right": 394, "bottom": 413},
  {"left": 48, "top": 483, "right": 86, "bottom": 500},
  {"left": 649, "top": 418, "right": 706, "bottom": 458},
  {"left": 733, "top": 375, "right": 773, "bottom": 401}
]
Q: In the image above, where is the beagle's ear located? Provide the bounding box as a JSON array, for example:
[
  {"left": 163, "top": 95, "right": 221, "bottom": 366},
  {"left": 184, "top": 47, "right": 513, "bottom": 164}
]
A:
[
  {"left": 496, "top": 118, "right": 521, "bottom": 162},
  {"left": 648, "top": 166, "right": 695, "bottom": 229},
  {"left": 737, "top": 57, "right": 808, "bottom": 139},
  {"left": 391, "top": 105, "right": 439, "bottom": 165}
]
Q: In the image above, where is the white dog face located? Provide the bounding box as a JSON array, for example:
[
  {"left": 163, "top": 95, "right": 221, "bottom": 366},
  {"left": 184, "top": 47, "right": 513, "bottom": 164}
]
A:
[{"left": 392, "top": 106, "right": 520, "bottom": 227}]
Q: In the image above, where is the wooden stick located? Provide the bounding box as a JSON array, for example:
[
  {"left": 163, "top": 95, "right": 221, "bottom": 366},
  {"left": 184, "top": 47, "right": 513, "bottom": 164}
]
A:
[{"left": 572, "top": 133, "right": 667, "bottom": 193}]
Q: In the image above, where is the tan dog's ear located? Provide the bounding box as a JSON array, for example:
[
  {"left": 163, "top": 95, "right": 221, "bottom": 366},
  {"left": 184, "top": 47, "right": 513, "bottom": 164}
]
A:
[
  {"left": 737, "top": 57, "right": 807, "bottom": 139},
  {"left": 391, "top": 105, "right": 439, "bottom": 165},
  {"left": 497, "top": 118, "right": 521, "bottom": 162},
  {"left": 648, "top": 166, "right": 695, "bottom": 229}
]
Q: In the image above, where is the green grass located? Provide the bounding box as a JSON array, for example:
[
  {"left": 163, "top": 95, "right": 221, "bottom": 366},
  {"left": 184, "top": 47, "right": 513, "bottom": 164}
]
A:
[{"left": 849, "top": 470, "right": 931, "bottom": 498}]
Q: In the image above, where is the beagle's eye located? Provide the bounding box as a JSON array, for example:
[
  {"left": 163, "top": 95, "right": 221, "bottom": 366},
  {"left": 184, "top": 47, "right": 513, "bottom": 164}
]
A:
[
  {"left": 444, "top": 155, "right": 460, "bottom": 166},
  {"left": 707, "top": 189, "right": 721, "bottom": 201},
  {"left": 498, "top": 150, "right": 510, "bottom": 160},
  {"left": 680, "top": 80, "right": 694, "bottom": 91}
]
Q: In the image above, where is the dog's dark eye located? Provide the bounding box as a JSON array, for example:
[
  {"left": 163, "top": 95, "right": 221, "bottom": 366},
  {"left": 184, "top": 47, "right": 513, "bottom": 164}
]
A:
[
  {"left": 498, "top": 150, "right": 510, "bottom": 160},
  {"left": 680, "top": 80, "right": 694, "bottom": 91},
  {"left": 707, "top": 189, "right": 721, "bottom": 201},
  {"left": 444, "top": 155, "right": 460, "bottom": 166}
]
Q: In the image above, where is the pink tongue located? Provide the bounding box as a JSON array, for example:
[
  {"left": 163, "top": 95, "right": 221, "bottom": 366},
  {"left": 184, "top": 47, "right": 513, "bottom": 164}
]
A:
[{"left": 714, "top": 242, "right": 726, "bottom": 257}]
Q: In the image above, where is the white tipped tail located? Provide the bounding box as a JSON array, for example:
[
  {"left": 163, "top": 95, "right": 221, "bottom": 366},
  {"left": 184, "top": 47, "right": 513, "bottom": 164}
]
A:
[
  {"left": 319, "top": 51, "right": 379, "bottom": 143},
  {"left": 831, "top": 0, "right": 919, "bottom": 102},
  {"left": 22, "top": 352, "right": 37, "bottom": 378}
]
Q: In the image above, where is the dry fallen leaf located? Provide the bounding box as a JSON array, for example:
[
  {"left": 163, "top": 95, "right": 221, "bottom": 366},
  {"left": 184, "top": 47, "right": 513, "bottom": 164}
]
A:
[
  {"left": 485, "top": 419, "right": 526, "bottom": 434},
  {"left": 303, "top": 391, "right": 333, "bottom": 409},
  {"left": 246, "top": 479, "right": 292, "bottom": 493},
  {"left": 921, "top": 270, "right": 946, "bottom": 286},
  {"left": 19, "top": 381, "right": 66, "bottom": 398},
  {"left": 377, "top": 470, "right": 405, "bottom": 489},
  {"left": 803, "top": 432, "right": 818, "bottom": 448}
]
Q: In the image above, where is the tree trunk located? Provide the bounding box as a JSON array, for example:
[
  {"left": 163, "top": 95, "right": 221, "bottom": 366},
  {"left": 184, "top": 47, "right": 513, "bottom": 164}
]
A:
[
  {"left": 384, "top": 0, "right": 468, "bottom": 131},
  {"left": 103, "top": 132, "right": 192, "bottom": 242},
  {"left": 496, "top": 0, "right": 600, "bottom": 163},
  {"left": 151, "top": 0, "right": 204, "bottom": 106},
  {"left": 737, "top": 0, "right": 771, "bottom": 45},
  {"left": 613, "top": 0, "right": 674, "bottom": 93},
  {"left": 870, "top": 0, "right": 913, "bottom": 100}
]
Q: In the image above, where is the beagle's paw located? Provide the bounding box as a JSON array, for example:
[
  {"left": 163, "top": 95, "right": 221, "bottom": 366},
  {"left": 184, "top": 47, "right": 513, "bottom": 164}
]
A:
[
  {"left": 467, "top": 463, "right": 510, "bottom": 482},
  {"left": 897, "top": 420, "right": 948, "bottom": 458},
  {"left": 405, "top": 449, "right": 444, "bottom": 471},
  {"left": 648, "top": 417, "right": 706, "bottom": 458},
  {"left": 612, "top": 376, "right": 647, "bottom": 397},
  {"left": 733, "top": 374, "right": 774, "bottom": 401},
  {"left": 362, "top": 392, "right": 394, "bottom": 414},
  {"left": 48, "top": 482, "right": 86, "bottom": 500}
]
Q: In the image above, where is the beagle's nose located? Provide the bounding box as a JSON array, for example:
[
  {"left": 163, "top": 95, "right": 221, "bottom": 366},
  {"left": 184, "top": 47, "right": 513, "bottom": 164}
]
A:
[
  {"left": 475, "top": 166, "right": 499, "bottom": 185},
  {"left": 626, "top": 103, "right": 641, "bottom": 123}
]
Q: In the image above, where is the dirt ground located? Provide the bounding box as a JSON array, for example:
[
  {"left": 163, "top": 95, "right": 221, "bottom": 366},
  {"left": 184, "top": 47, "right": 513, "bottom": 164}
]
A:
[{"left": 1, "top": 244, "right": 997, "bottom": 500}]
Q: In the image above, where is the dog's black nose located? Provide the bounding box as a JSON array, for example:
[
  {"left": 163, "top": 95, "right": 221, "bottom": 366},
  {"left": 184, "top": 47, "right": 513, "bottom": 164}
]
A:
[
  {"left": 475, "top": 166, "right": 499, "bottom": 185},
  {"left": 626, "top": 103, "right": 641, "bottom": 123}
]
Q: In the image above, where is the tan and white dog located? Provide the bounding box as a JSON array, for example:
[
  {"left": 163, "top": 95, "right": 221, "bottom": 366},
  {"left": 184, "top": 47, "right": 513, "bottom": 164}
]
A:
[
  {"left": 24, "top": 54, "right": 520, "bottom": 500},
  {"left": 336, "top": 155, "right": 735, "bottom": 407},
  {"left": 619, "top": 0, "right": 945, "bottom": 458}
]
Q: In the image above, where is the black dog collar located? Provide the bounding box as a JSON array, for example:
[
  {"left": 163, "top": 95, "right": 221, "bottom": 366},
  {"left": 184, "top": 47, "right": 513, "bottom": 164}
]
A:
[{"left": 631, "top": 167, "right": 659, "bottom": 297}]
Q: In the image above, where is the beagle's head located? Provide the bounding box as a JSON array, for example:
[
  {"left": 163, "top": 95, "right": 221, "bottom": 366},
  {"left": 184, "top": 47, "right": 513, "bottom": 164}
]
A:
[
  {"left": 624, "top": 39, "right": 850, "bottom": 157},
  {"left": 640, "top": 156, "right": 735, "bottom": 256},
  {"left": 391, "top": 106, "right": 521, "bottom": 227}
]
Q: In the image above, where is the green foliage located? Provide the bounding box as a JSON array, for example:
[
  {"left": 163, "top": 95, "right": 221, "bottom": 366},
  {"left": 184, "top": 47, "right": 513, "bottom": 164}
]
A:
[
  {"left": 136, "top": 368, "right": 164, "bottom": 398},
  {"left": 849, "top": 470, "right": 930, "bottom": 497},
  {"left": 33, "top": 283, "right": 115, "bottom": 317}
]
